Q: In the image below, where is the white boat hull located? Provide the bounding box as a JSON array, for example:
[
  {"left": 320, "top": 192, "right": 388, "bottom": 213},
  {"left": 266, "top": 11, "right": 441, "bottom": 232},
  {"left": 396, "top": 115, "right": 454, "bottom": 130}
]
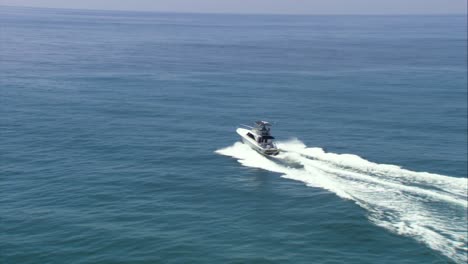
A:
[{"left": 236, "top": 128, "right": 279, "bottom": 156}]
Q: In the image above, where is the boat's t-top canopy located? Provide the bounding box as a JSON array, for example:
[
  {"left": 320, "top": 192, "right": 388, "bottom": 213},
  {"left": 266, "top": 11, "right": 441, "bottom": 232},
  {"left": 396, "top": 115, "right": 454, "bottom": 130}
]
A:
[
  {"left": 255, "top": 121, "right": 271, "bottom": 126},
  {"left": 253, "top": 121, "right": 273, "bottom": 137}
]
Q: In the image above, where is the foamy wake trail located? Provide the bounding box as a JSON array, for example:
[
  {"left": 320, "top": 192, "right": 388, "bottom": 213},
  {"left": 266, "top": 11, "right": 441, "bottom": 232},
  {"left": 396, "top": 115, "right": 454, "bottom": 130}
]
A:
[{"left": 216, "top": 140, "right": 468, "bottom": 264}]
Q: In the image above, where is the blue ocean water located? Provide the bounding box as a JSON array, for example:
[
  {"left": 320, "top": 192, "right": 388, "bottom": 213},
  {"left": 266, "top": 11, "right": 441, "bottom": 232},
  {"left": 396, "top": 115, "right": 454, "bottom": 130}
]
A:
[{"left": 1, "top": 6, "right": 467, "bottom": 264}]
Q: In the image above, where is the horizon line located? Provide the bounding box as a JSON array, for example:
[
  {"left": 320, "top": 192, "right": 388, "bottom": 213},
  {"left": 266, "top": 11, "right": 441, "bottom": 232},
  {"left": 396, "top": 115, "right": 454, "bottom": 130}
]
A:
[{"left": 2, "top": 5, "right": 467, "bottom": 16}]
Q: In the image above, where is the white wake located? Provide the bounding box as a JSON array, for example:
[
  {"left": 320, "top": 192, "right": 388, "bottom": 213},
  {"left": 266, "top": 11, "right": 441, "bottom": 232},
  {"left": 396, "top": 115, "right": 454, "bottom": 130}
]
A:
[{"left": 216, "top": 139, "right": 468, "bottom": 263}]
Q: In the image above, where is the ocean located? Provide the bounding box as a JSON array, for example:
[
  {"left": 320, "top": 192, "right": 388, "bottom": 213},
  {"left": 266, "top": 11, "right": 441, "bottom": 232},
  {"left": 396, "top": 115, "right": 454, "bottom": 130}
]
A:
[{"left": 1, "top": 6, "right": 467, "bottom": 264}]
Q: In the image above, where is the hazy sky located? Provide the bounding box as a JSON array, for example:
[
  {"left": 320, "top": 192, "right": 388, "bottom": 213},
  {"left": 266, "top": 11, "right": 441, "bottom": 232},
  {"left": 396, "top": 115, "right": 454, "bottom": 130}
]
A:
[{"left": 2, "top": 0, "right": 467, "bottom": 14}]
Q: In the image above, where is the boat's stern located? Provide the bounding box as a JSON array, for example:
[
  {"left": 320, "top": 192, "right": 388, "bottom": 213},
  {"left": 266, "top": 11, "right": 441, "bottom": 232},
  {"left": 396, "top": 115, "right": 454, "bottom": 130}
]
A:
[{"left": 264, "top": 148, "right": 280, "bottom": 156}]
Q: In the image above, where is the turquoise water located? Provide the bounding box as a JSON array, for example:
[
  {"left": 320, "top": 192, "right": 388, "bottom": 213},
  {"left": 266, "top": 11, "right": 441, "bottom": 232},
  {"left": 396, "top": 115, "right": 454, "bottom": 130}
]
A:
[{"left": 1, "top": 6, "right": 467, "bottom": 264}]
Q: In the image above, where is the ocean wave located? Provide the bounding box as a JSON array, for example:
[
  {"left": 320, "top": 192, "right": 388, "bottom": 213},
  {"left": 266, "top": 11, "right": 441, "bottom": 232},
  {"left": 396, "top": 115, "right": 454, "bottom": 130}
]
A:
[{"left": 216, "top": 140, "right": 468, "bottom": 264}]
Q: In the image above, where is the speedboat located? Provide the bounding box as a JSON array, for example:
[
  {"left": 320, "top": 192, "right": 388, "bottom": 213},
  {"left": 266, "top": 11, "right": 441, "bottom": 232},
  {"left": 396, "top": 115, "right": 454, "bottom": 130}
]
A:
[{"left": 237, "top": 121, "right": 280, "bottom": 156}]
